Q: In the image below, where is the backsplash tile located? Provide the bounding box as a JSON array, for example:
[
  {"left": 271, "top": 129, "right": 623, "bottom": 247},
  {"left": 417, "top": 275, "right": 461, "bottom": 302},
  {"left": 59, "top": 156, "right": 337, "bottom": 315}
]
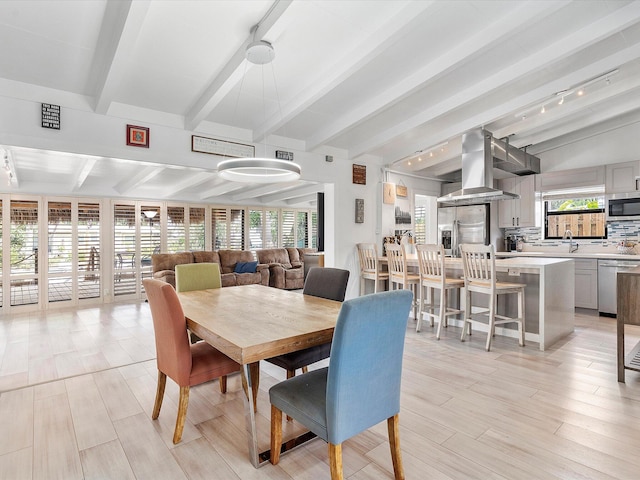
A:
[{"left": 503, "top": 221, "right": 640, "bottom": 248}]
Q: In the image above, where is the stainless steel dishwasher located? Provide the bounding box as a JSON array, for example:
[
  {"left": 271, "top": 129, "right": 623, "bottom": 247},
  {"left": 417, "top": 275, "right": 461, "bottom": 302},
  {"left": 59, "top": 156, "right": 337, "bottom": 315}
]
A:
[{"left": 598, "top": 259, "right": 640, "bottom": 317}]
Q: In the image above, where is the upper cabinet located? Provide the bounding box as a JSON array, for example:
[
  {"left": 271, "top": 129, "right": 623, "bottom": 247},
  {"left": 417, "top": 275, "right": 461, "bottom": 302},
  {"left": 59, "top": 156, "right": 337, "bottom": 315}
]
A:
[
  {"left": 498, "top": 175, "right": 535, "bottom": 228},
  {"left": 605, "top": 161, "right": 639, "bottom": 194}
]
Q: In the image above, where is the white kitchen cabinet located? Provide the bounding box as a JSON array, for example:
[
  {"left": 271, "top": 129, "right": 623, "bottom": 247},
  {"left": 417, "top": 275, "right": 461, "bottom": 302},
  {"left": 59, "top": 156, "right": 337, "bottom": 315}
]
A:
[
  {"left": 605, "top": 161, "right": 639, "bottom": 193},
  {"left": 498, "top": 175, "right": 536, "bottom": 228},
  {"left": 574, "top": 258, "right": 598, "bottom": 309}
]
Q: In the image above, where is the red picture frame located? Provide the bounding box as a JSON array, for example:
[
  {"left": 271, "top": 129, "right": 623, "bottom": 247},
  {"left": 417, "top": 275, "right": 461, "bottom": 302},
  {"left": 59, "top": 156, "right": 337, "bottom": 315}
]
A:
[{"left": 126, "top": 124, "right": 149, "bottom": 148}]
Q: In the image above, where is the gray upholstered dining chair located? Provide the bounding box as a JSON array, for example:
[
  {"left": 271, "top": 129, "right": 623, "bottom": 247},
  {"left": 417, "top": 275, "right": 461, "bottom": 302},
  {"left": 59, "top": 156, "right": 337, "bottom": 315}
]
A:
[
  {"left": 265, "top": 267, "right": 350, "bottom": 379},
  {"left": 269, "top": 289, "right": 413, "bottom": 480}
]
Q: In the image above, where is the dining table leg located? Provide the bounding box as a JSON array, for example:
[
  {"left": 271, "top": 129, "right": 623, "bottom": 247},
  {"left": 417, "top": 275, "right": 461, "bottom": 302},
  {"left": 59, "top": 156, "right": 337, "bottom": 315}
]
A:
[{"left": 241, "top": 361, "right": 263, "bottom": 467}]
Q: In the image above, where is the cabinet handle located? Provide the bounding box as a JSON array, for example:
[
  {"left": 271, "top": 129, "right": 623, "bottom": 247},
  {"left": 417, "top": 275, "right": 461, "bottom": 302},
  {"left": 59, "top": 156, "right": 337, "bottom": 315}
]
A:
[
  {"left": 517, "top": 217, "right": 520, "bottom": 226},
  {"left": 512, "top": 217, "right": 515, "bottom": 226}
]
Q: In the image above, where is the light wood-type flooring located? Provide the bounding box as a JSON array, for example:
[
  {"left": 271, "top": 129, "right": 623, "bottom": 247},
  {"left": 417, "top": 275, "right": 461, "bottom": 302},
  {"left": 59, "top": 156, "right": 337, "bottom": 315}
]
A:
[{"left": 1, "top": 300, "right": 640, "bottom": 479}]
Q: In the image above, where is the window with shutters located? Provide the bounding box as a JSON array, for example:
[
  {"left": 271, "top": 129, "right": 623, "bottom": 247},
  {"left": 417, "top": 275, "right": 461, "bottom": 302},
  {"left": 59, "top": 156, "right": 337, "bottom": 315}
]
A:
[
  {"left": 114, "top": 204, "right": 137, "bottom": 296},
  {"left": 414, "top": 204, "right": 427, "bottom": 244},
  {"left": 78, "top": 202, "right": 100, "bottom": 299},
  {"left": 10, "top": 200, "right": 39, "bottom": 306},
  {"left": 189, "top": 207, "right": 205, "bottom": 251},
  {"left": 248, "top": 209, "right": 279, "bottom": 251},
  {"left": 296, "top": 211, "right": 308, "bottom": 247},
  {"left": 212, "top": 208, "right": 228, "bottom": 250},
  {"left": 310, "top": 211, "right": 317, "bottom": 248},
  {"left": 167, "top": 206, "right": 185, "bottom": 253},
  {"left": 212, "top": 207, "right": 245, "bottom": 250},
  {"left": 48, "top": 201, "right": 72, "bottom": 302},
  {"left": 282, "top": 210, "right": 295, "bottom": 247},
  {"left": 141, "top": 206, "right": 159, "bottom": 287}
]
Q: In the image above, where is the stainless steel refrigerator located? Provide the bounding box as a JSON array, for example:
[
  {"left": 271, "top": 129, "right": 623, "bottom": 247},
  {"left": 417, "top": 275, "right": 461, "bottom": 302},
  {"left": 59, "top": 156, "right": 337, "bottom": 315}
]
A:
[{"left": 437, "top": 204, "right": 490, "bottom": 257}]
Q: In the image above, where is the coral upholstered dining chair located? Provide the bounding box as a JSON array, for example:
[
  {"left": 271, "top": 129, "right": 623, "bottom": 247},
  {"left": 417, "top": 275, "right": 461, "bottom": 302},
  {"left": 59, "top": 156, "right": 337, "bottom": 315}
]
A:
[
  {"left": 143, "top": 278, "right": 241, "bottom": 444},
  {"left": 269, "top": 289, "right": 413, "bottom": 480}
]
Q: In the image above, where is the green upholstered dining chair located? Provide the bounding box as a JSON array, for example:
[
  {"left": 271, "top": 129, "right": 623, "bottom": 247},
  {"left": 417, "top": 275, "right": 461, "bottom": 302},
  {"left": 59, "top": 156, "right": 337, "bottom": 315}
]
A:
[
  {"left": 175, "top": 262, "right": 222, "bottom": 343},
  {"left": 269, "top": 289, "right": 412, "bottom": 480},
  {"left": 264, "top": 267, "right": 350, "bottom": 379},
  {"left": 143, "top": 278, "right": 241, "bottom": 444},
  {"left": 175, "top": 262, "right": 222, "bottom": 292}
]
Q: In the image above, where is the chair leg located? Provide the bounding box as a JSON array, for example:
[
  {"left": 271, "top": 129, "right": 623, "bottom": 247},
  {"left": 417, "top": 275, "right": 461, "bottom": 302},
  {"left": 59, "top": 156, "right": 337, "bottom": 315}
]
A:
[
  {"left": 286, "top": 369, "right": 295, "bottom": 421},
  {"left": 387, "top": 414, "right": 405, "bottom": 480},
  {"left": 518, "top": 289, "right": 525, "bottom": 347},
  {"left": 270, "top": 404, "right": 283, "bottom": 465},
  {"left": 328, "top": 443, "right": 344, "bottom": 480},
  {"left": 173, "top": 385, "right": 190, "bottom": 444},
  {"left": 301, "top": 366, "right": 309, "bottom": 374},
  {"left": 461, "top": 289, "right": 471, "bottom": 341},
  {"left": 152, "top": 371, "right": 166, "bottom": 420},
  {"left": 429, "top": 287, "right": 436, "bottom": 327},
  {"left": 486, "top": 294, "right": 496, "bottom": 352},
  {"left": 416, "top": 283, "right": 424, "bottom": 332},
  {"left": 436, "top": 288, "right": 446, "bottom": 340},
  {"left": 219, "top": 375, "right": 227, "bottom": 394}
]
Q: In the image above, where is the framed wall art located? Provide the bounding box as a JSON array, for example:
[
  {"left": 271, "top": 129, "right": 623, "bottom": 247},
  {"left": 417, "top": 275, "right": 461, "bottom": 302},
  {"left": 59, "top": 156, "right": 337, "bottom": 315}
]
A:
[
  {"left": 352, "top": 164, "right": 366, "bottom": 185},
  {"left": 383, "top": 182, "right": 396, "bottom": 204},
  {"left": 192, "top": 135, "right": 254, "bottom": 157},
  {"left": 126, "top": 125, "right": 149, "bottom": 148},
  {"left": 355, "top": 198, "right": 364, "bottom": 223}
]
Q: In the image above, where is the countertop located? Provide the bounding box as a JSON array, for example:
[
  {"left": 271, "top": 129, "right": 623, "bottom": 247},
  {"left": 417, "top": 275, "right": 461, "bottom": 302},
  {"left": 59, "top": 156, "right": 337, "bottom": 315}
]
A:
[{"left": 495, "top": 251, "right": 640, "bottom": 261}]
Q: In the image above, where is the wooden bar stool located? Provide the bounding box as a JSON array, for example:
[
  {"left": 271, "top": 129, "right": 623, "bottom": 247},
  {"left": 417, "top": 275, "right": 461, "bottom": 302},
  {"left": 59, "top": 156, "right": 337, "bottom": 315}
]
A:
[
  {"left": 459, "top": 243, "right": 525, "bottom": 351},
  {"left": 356, "top": 243, "right": 389, "bottom": 294},
  {"left": 385, "top": 243, "right": 420, "bottom": 320},
  {"left": 415, "top": 244, "right": 465, "bottom": 337}
]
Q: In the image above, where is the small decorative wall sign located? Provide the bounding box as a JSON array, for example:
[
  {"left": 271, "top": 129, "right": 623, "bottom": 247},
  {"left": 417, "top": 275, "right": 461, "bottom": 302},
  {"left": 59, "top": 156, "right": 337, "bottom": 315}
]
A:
[
  {"left": 41, "top": 103, "right": 60, "bottom": 130},
  {"left": 396, "top": 182, "right": 408, "bottom": 197},
  {"left": 127, "top": 125, "right": 149, "bottom": 148},
  {"left": 275, "top": 150, "right": 294, "bottom": 161},
  {"left": 355, "top": 198, "right": 364, "bottom": 223},
  {"left": 191, "top": 135, "right": 254, "bottom": 158},
  {"left": 352, "top": 164, "right": 366, "bottom": 185}
]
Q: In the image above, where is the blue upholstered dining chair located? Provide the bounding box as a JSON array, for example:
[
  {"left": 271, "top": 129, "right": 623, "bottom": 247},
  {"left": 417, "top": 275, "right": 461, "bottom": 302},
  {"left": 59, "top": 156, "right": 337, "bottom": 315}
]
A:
[
  {"left": 269, "top": 289, "right": 412, "bottom": 480},
  {"left": 265, "top": 267, "right": 350, "bottom": 379}
]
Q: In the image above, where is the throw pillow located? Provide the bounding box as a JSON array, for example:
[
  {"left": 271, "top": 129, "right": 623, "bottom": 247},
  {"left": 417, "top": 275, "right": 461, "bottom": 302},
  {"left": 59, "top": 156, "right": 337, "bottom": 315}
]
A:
[{"left": 234, "top": 261, "right": 258, "bottom": 274}]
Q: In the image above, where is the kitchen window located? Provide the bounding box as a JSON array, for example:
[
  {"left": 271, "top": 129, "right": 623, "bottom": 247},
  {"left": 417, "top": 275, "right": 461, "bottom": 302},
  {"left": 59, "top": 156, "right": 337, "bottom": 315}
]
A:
[{"left": 543, "top": 188, "right": 606, "bottom": 239}]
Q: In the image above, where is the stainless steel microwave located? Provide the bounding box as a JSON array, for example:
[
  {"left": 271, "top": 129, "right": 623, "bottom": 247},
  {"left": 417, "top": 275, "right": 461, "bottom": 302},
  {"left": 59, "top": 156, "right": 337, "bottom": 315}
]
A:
[{"left": 606, "top": 192, "right": 640, "bottom": 221}]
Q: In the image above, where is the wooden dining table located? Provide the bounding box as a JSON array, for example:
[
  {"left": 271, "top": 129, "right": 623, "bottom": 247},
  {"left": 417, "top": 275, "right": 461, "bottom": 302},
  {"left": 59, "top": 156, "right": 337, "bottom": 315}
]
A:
[{"left": 177, "top": 284, "right": 342, "bottom": 468}]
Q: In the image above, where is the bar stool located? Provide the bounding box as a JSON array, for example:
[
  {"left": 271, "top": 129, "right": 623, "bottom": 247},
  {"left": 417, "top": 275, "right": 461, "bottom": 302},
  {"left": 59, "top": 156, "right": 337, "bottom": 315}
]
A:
[
  {"left": 459, "top": 243, "right": 525, "bottom": 351},
  {"left": 385, "top": 243, "right": 420, "bottom": 320},
  {"left": 356, "top": 243, "right": 389, "bottom": 294},
  {"left": 415, "top": 244, "right": 465, "bottom": 337}
]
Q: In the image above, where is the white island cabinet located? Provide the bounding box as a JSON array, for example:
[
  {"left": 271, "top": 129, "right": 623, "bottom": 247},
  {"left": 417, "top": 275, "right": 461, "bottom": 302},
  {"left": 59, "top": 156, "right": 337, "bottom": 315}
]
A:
[{"left": 442, "top": 257, "right": 574, "bottom": 351}]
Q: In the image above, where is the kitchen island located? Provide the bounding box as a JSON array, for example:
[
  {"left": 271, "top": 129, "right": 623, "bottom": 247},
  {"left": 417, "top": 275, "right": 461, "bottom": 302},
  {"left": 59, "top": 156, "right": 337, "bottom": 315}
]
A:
[
  {"left": 383, "top": 255, "right": 575, "bottom": 351},
  {"left": 446, "top": 257, "right": 574, "bottom": 351}
]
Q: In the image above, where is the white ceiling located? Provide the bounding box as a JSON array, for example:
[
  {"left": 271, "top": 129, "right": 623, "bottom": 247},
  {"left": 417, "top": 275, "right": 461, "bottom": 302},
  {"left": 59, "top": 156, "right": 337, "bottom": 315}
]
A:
[{"left": 2, "top": 0, "right": 640, "bottom": 205}]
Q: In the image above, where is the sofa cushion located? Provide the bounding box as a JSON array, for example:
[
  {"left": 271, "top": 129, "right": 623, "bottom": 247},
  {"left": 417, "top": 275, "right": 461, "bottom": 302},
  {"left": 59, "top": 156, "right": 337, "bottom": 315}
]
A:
[
  {"left": 256, "top": 248, "right": 292, "bottom": 269},
  {"left": 218, "top": 250, "right": 257, "bottom": 274},
  {"left": 234, "top": 261, "right": 258, "bottom": 273},
  {"left": 193, "top": 251, "right": 220, "bottom": 264},
  {"left": 151, "top": 252, "right": 194, "bottom": 272}
]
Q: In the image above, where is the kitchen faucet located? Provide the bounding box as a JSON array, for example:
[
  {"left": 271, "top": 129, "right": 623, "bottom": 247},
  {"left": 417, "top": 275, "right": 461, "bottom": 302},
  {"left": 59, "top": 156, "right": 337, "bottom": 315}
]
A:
[{"left": 563, "top": 230, "right": 579, "bottom": 253}]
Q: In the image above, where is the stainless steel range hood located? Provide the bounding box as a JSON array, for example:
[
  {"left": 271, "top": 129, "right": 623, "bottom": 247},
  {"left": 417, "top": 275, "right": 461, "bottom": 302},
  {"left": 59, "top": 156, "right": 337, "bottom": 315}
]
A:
[{"left": 437, "top": 128, "right": 540, "bottom": 205}]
